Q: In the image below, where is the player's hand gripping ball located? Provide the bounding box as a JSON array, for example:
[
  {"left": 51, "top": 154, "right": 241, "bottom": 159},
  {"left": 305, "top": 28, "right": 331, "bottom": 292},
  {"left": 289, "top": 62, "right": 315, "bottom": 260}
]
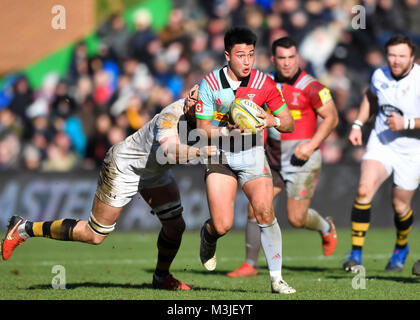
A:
[{"left": 229, "top": 98, "right": 262, "bottom": 134}]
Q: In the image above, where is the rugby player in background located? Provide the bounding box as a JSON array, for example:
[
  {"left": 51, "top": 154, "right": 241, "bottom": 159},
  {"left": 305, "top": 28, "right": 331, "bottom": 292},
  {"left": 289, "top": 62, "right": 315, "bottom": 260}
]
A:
[
  {"left": 343, "top": 34, "right": 420, "bottom": 273},
  {"left": 196, "top": 27, "right": 296, "bottom": 294},
  {"left": 228, "top": 36, "right": 339, "bottom": 278},
  {"left": 1, "top": 85, "right": 218, "bottom": 290}
]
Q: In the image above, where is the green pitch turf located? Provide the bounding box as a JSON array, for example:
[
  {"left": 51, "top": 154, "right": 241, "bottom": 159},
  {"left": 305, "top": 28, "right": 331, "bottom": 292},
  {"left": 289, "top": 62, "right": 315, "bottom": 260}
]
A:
[{"left": 0, "top": 229, "right": 419, "bottom": 300}]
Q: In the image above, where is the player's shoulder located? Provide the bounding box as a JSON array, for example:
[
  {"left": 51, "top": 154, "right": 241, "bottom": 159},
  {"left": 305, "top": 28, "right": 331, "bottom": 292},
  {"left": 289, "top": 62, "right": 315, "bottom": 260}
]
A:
[
  {"left": 371, "top": 65, "right": 393, "bottom": 83},
  {"left": 292, "top": 71, "right": 326, "bottom": 101},
  {"left": 250, "top": 68, "right": 275, "bottom": 89},
  {"left": 158, "top": 99, "right": 185, "bottom": 119},
  {"left": 295, "top": 70, "right": 323, "bottom": 90},
  {"left": 201, "top": 68, "right": 222, "bottom": 91},
  {"left": 410, "top": 63, "right": 420, "bottom": 77}
]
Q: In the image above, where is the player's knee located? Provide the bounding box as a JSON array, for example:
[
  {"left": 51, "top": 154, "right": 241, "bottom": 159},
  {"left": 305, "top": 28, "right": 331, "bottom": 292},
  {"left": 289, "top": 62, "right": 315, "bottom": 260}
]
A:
[
  {"left": 90, "top": 234, "right": 106, "bottom": 245},
  {"left": 212, "top": 221, "right": 231, "bottom": 236},
  {"left": 288, "top": 214, "right": 305, "bottom": 228},
  {"left": 356, "top": 184, "right": 373, "bottom": 201},
  {"left": 162, "top": 216, "right": 186, "bottom": 239},
  {"left": 392, "top": 200, "right": 410, "bottom": 217},
  {"left": 253, "top": 205, "right": 274, "bottom": 225},
  {"left": 86, "top": 213, "right": 116, "bottom": 244}
]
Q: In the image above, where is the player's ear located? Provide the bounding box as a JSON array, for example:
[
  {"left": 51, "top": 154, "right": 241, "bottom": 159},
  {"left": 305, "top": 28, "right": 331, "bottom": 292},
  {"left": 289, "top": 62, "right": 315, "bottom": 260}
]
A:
[
  {"left": 224, "top": 50, "right": 230, "bottom": 62},
  {"left": 188, "top": 84, "right": 199, "bottom": 101}
]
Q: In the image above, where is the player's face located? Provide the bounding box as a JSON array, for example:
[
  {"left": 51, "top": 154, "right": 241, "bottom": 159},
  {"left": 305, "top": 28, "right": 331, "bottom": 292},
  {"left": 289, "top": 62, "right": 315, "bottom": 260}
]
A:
[
  {"left": 386, "top": 43, "right": 414, "bottom": 78},
  {"left": 271, "top": 46, "right": 299, "bottom": 79},
  {"left": 225, "top": 44, "right": 255, "bottom": 81}
]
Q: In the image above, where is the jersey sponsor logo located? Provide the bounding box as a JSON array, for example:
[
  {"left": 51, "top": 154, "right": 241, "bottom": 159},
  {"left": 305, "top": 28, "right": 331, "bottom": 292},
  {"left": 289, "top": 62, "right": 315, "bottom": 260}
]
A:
[
  {"left": 380, "top": 104, "right": 403, "bottom": 117},
  {"left": 290, "top": 109, "right": 301, "bottom": 120},
  {"left": 196, "top": 100, "right": 203, "bottom": 113},
  {"left": 161, "top": 120, "right": 173, "bottom": 129},
  {"left": 215, "top": 98, "right": 223, "bottom": 106},
  {"left": 319, "top": 88, "right": 332, "bottom": 105},
  {"left": 214, "top": 111, "right": 229, "bottom": 122}
]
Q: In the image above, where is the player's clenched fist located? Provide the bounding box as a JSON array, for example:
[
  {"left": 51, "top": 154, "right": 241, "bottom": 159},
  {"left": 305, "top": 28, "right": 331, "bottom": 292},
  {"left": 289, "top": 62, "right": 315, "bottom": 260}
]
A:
[
  {"left": 387, "top": 112, "right": 405, "bottom": 131},
  {"left": 348, "top": 127, "right": 363, "bottom": 146}
]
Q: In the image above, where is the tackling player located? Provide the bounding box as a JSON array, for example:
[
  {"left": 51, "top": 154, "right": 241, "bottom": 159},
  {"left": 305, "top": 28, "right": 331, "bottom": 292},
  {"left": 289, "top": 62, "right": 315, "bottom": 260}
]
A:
[
  {"left": 1, "top": 85, "right": 217, "bottom": 290},
  {"left": 343, "top": 34, "right": 420, "bottom": 273},
  {"left": 228, "top": 36, "right": 339, "bottom": 278},
  {"left": 196, "top": 27, "right": 296, "bottom": 294}
]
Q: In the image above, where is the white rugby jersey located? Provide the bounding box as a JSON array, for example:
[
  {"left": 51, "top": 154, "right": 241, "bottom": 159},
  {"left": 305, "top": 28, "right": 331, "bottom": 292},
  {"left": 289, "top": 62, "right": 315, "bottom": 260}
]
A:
[
  {"left": 121, "top": 99, "right": 193, "bottom": 175},
  {"left": 370, "top": 63, "right": 420, "bottom": 154}
]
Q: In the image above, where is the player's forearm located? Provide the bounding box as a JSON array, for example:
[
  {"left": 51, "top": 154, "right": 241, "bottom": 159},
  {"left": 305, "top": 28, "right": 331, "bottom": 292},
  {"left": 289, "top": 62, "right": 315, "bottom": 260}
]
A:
[
  {"left": 353, "top": 94, "right": 371, "bottom": 127},
  {"left": 309, "top": 115, "right": 338, "bottom": 150},
  {"left": 197, "top": 119, "right": 230, "bottom": 138},
  {"left": 165, "top": 143, "right": 200, "bottom": 163},
  {"left": 274, "top": 114, "right": 294, "bottom": 133}
]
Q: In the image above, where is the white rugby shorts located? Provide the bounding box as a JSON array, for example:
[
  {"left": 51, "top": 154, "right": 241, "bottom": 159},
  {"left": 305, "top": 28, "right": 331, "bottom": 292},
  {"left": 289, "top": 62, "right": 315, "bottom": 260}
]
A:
[
  {"left": 363, "top": 131, "right": 420, "bottom": 190},
  {"left": 95, "top": 143, "right": 175, "bottom": 207},
  {"left": 280, "top": 149, "right": 322, "bottom": 199}
]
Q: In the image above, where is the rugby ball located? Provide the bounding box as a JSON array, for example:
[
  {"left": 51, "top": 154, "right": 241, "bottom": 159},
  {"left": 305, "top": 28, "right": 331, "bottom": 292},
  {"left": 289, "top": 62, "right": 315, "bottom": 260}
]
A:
[{"left": 229, "top": 98, "right": 262, "bottom": 134}]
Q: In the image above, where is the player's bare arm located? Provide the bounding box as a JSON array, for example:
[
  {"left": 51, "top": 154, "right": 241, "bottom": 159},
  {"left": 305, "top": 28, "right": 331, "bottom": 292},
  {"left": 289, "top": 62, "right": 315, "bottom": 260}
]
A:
[
  {"left": 255, "top": 106, "right": 294, "bottom": 133},
  {"left": 387, "top": 112, "right": 420, "bottom": 131},
  {"left": 159, "top": 134, "right": 217, "bottom": 163},
  {"left": 295, "top": 99, "right": 338, "bottom": 161},
  {"left": 349, "top": 91, "right": 374, "bottom": 146}
]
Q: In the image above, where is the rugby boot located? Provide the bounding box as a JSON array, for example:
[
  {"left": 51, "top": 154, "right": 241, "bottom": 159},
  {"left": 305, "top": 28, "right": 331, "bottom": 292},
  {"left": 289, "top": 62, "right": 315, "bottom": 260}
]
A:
[
  {"left": 385, "top": 245, "right": 409, "bottom": 272},
  {"left": 343, "top": 249, "right": 362, "bottom": 272},
  {"left": 1, "top": 216, "right": 27, "bottom": 261},
  {"left": 271, "top": 279, "right": 296, "bottom": 294},
  {"left": 321, "top": 217, "right": 337, "bottom": 256},
  {"left": 199, "top": 225, "right": 217, "bottom": 271},
  {"left": 412, "top": 260, "right": 420, "bottom": 276},
  {"left": 152, "top": 274, "right": 192, "bottom": 290},
  {"left": 227, "top": 263, "right": 258, "bottom": 278}
]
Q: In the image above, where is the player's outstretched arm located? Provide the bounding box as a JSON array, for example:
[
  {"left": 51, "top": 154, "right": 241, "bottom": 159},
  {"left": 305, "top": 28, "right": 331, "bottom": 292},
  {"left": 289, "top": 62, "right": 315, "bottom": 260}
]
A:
[{"left": 159, "top": 134, "right": 217, "bottom": 164}]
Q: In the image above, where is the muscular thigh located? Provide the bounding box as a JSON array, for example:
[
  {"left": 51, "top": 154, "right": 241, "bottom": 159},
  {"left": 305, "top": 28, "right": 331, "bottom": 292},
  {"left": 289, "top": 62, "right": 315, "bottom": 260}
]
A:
[
  {"left": 140, "top": 178, "right": 180, "bottom": 208},
  {"left": 358, "top": 159, "right": 390, "bottom": 199},
  {"left": 242, "top": 177, "right": 274, "bottom": 224},
  {"left": 206, "top": 172, "right": 237, "bottom": 229},
  {"left": 139, "top": 178, "right": 185, "bottom": 225}
]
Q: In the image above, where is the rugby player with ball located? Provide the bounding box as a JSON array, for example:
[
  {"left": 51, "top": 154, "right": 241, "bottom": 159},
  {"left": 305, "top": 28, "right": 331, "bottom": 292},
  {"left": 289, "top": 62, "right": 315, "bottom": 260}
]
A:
[{"left": 195, "top": 27, "right": 296, "bottom": 294}]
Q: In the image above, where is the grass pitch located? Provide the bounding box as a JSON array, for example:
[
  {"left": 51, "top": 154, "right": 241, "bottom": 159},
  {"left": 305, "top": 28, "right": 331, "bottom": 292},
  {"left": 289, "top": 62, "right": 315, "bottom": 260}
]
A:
[{"left": 1, "top": 228, "right": 419, "bottom": 300}]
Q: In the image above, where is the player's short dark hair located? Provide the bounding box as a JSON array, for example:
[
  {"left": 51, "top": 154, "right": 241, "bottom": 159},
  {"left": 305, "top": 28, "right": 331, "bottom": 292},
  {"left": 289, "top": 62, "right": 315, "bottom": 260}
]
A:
[
  {"left": 271, "top": 37, "right": 297, "bottom": 56},
  {"left": 385, "top": 34, "right": 416, "bottom": 56},
  {"left": 224, "top": 27, "right": 257, "bottom": 53}
]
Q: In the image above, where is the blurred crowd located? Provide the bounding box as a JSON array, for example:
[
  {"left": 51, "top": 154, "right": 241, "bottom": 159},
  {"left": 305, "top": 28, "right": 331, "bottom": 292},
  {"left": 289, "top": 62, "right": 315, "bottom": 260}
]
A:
[{"left": 1, "top": 0, "right": 420, "bottom": 171}]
